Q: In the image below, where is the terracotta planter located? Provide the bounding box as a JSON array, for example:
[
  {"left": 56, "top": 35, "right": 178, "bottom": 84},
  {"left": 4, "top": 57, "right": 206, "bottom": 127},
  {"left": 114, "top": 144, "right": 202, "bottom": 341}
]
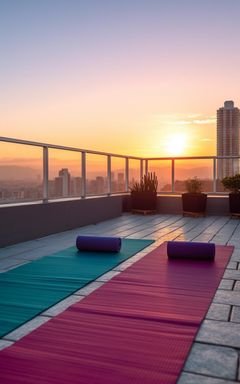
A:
[
  {"left": 182, "top": 193, "right": 207, "bottom": 214},
  {"left": 229, "top": 193, "right": 240, "bottom": 214},
  {"left": 131, "top": 191, "right": 157, "bottom": 211}
]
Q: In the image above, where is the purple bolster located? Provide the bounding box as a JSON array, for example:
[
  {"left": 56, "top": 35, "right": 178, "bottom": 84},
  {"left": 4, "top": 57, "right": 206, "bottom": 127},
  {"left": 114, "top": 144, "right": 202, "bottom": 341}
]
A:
[
  {"left": 76, "top": 236, "right": 122, "bottom": 252},
  {"left": 167, "top": 241, "right": 215, "bottom": 260}
]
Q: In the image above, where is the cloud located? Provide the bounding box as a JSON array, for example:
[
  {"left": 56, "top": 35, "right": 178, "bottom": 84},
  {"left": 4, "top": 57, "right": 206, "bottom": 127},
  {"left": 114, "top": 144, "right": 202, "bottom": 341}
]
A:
[
  {"left": 194, "top": 118, "right": 216, "bottom": 125},
  {"left": 200, "top": 138, "right": 213, "bottom": 142},
  {"left": 171, "top": 120, "right": 192, "bottom": 125},
  {"left": 152, "top": 113, "right": 216, "bottom": 126},
  {"left": 172, "top": 116, "right": 216, "bottom": 126},
  {"left": 187, "top": 114, "right": 202, "bottom": 118}
]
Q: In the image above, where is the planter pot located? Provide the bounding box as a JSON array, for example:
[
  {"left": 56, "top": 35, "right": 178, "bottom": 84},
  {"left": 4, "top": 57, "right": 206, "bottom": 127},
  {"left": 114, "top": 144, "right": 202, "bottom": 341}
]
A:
[
  {"left": 131, "top": 191, "right": 157, "bottom": 211},
  {"left": 182, "top": 193, "right": 207, "bottom": 215},
  {"left": 229, "top": 193, "right": 240, "bottom": 214}
]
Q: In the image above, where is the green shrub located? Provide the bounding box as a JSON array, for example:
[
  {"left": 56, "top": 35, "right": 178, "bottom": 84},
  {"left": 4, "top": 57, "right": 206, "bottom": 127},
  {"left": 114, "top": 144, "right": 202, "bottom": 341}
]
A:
[
  {"left": 221, "top": 174, "right": 240, "bottom": 194},
  {"left": 185, "top": 177, "right": 202, "bottom": 193}
]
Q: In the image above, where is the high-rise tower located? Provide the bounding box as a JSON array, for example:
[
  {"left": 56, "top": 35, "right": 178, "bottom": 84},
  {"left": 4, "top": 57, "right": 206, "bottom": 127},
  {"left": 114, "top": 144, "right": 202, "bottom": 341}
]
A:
[
  {"left": 54, "top": 168, "right": 71, "bottom": 197},
  {"left": 217, "top": 100, "right": 240, "bottom": 179}
]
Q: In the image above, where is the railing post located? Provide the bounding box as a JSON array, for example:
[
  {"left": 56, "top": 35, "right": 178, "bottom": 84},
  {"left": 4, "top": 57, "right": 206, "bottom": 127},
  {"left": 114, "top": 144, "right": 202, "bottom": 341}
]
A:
[
  {"left": 213, "top": 157, "right": 217, "bottom": 193},
  {"left": 140, "top": 159, "right": 144, "bottom": 180},
  {"left": 43, "top": 146, "right": 49, "bottom": 202},
  {"left": 171, "top": 159, "right": 175, "bottom": 193},
  {"left": 107, "top": 155, "right": 111, "bottom": 195},
  {"left": 125, "top": 158, "right": 129, "bottom": 192},
  {"left": 81, "top": 152, "right": 86, "bottom": 198},
  {"left": 145, "top": 159, "right": 148, "bottom": 175}
]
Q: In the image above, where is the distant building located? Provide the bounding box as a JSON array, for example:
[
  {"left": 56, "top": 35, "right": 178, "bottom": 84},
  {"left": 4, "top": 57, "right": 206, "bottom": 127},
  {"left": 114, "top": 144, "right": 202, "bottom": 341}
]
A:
[
  {"left": 95, "top": 176, "right": 104, "bottom": 194},
  {"left": 117, "top": 172, "right": 125, "bottom": 191},
  {"left": 217, "top": 100, "right": 240, "bottom": 179},
  {"left": 71, "top": 177, "right": 82, "bottom": 196},
  {"left": 54, "top": 168, "right": 71, "bottom": 197}
]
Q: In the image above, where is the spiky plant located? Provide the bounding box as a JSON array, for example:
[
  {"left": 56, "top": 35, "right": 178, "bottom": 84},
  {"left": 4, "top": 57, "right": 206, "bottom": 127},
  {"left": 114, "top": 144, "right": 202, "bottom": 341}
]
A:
[{"left": 130, "top": 172, "right": 158, "bottom": 193}]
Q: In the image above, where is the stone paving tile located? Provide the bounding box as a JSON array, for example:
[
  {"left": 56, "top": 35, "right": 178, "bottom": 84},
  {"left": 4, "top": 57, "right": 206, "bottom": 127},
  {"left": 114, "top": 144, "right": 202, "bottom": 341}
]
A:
[
  {"left": 227, "top": 261, "right": 238, "bottom": 270},
  {"left": 0, "top": 258, "right": 29, "bottom": 272},
  {"left": 183, "top": 342, "right": 238, "bottom": 380},
  {"left": 96, "top": 270, "right": 120, "bottom": 282},
  {"left": 178, "top": 372, "right": 238, "bottom": 383},
  {"left": 129, "top": 251, "right": 150, "bottom": 261},
  {"left": 0, "top": 240, "right": 41, "bottom": 259},
  {"left": 12, "top": 247, "right": 49, "bottom": 261},
  {"left": 230, "top": 306, "right": 240, "bottom": 323},
  {"left": 3, "top": 316, "right": 50, "bottom": 342},
  {"left": 196, "top": 319, "right": 240, "bottom": 348},
  {"left": 224, "top": 269, "right": 240, "bottom": 280},
  {"left": 214, "top": 290, "right": 240, "bottom": 306},
  {"left": 230, "top": 254, "right": 240, "bottom": 262},
  {"left": 0, "top": 340, "right": 14, "bottom": 351},
  {"left": 74, "top": 281, "right": 105, "bottom": 296},
  {"left": 206, "top": 303, "right": 231, "bottom": 321},
  {"left": 41, "top": 294, "right": 85, "bottom": 317},
  {"left": 113, "top": 261, "right": 134, "bottom": 271},
  {"left": 139, "top": 244, "right": 158, "bottom": 251},
  {"left": 218, "top": 279, "right": 234, "bottom": 290},
  {"left": 234, "top": 281, "right": 240, "bottom": 291}
]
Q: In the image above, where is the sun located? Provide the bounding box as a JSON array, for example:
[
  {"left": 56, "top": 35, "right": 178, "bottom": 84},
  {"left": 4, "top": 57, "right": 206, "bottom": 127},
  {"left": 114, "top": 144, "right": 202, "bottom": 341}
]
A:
[{"left": 165, "top": 133, "right": 187, "bottom": 156}]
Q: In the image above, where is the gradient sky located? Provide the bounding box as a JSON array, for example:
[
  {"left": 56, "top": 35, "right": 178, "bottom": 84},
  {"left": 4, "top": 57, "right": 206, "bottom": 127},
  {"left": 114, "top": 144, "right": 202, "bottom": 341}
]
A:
[{"left": 1, "top": 0, "right": 240, "bottom": 157}]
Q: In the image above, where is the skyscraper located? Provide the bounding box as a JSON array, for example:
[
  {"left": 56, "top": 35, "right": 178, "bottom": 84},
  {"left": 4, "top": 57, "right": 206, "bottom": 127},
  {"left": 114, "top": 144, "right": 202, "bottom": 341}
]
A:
[
  {"left": 54, "top": 168, "right": 71, "bottom": 197},
  {"left": 217, "top": 100, "right": 240, "bottom": 179}
]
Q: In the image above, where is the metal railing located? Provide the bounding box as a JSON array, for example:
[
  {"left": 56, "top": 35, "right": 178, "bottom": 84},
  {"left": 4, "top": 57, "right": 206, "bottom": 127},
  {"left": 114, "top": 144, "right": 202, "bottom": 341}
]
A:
[
  {"left": 0, "top": 136, "right": 142, "bottom": 203},
  {"left": 0, "top": 136, "right": 240, "bottom": 204}
]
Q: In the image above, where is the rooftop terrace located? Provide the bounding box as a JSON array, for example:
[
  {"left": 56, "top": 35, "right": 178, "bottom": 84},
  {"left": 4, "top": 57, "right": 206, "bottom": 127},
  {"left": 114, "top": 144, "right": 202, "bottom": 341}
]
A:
[
  {"left": 1, "top": 137, "right": 240, "bottom": 382},
  {"left": 0, "top": 213, "right": 240, "bottom": 383}
]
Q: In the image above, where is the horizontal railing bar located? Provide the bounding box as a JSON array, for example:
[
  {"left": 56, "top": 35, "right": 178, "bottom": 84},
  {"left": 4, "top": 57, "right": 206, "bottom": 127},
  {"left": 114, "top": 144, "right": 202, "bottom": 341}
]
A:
[
  {"left": 0, "top": 136, "right": 142, "bottom": 160},
  {"left": 157, "top": 192, "right": 230, "bottom": 195},
  {"left": 145, "top": 155, "right": 240, "bottom": 160},
  {"left": 1, "top": 137, "right": 240, "bottom": 161}
]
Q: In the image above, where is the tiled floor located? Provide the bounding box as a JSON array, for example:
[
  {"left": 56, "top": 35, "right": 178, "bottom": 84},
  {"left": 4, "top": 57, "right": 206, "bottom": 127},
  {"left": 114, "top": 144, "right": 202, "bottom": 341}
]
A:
[{"left": 0, "top": 213, "right": 240, "bottom": 383}]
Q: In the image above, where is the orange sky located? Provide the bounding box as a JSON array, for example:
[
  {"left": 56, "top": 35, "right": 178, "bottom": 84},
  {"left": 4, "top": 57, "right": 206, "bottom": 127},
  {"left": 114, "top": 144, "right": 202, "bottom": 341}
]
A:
[{"left": 1, "top": 1, "right": 240, "bottom": 158}]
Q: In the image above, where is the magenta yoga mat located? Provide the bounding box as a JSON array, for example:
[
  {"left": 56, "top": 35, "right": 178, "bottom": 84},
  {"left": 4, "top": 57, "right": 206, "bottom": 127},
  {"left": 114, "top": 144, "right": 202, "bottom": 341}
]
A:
[{"left": 0, "top": 242, "right": 233, "bottom": 384}]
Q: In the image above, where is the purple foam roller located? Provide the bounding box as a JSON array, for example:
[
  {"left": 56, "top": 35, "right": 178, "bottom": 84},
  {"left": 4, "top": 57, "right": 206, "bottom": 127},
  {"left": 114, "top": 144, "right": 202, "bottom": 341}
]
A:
[
  {"left": 76, "top": 236, "right": 122, "bottom": 252},
  {"left": 167, "top": 241, "right": 215, "bottom": 261}
]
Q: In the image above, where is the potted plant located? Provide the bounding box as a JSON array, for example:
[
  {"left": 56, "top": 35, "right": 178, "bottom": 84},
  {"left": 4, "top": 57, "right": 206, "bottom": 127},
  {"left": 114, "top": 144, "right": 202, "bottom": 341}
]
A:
[
  {"left": 221, "top": 174, "right": 240, "bottom": 216},
  {"left": 130, "top": 172, "right": 158, "bottom": 212},
  {"left": 182, "top": 177, "right": 207, "bottom": 216}
]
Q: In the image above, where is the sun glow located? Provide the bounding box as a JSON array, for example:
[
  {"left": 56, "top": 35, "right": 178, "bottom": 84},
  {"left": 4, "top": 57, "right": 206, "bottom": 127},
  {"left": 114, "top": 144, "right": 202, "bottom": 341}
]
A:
[{"left": 165, "top": 133, "right": 187, "bottom": 156}]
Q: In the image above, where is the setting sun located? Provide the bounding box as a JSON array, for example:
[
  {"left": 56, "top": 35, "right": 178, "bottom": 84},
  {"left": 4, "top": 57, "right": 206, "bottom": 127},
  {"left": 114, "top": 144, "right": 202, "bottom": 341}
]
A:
[{"left": 165, "top": 133, "right": 187, "bottom": 156}]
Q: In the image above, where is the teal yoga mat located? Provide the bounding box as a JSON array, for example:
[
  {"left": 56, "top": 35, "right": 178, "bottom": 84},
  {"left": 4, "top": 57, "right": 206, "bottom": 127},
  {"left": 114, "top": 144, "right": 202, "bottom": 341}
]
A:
[{"left": 0, "top": 238, "right": 153, "bottom": 337}]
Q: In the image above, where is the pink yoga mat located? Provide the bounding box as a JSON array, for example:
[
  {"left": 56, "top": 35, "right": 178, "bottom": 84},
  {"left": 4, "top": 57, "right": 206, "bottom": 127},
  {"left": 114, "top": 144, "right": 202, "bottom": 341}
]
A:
[{"left": 0, "top": 242, "right": 233, "bottom": 384}]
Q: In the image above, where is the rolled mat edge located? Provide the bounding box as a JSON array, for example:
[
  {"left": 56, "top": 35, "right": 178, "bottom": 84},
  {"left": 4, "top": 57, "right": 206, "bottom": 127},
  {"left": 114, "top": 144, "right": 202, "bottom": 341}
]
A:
[
  {"left": 76, "top": 236, "right": 122, "bottom": 252},
  {"left": 167, "top": 241, "right": 215, "bottom": 260}
]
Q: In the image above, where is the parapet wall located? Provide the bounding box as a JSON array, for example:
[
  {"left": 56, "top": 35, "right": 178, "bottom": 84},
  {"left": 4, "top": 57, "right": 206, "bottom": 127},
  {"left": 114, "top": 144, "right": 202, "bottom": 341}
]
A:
[
  {"left": 0, "top": 196, "right": 122, "bottom": 247},
  {"left": 0, "top": 194, "right": 231, "bottom": 248}
]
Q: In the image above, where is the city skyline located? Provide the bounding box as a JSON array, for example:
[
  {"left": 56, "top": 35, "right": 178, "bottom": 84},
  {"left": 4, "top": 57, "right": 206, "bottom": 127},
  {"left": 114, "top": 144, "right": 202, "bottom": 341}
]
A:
[
  {"left": 0, "top": 164, "right": 215, "bottom": 203},
  {"left": 1, "top": 1, "right": 240, "bottom": 157}
]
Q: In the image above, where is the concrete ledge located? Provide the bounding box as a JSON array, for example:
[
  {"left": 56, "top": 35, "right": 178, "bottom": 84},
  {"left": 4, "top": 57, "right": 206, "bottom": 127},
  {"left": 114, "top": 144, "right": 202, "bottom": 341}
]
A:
[
  {"left": 0, "top": 196, "right": 122, "bottom": 247},
  {"left": 158, "top": 195, "right": 230, "bottom": 216},
  {"left": 123, "top": 194, "right": 230, "bottom": 216}
]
